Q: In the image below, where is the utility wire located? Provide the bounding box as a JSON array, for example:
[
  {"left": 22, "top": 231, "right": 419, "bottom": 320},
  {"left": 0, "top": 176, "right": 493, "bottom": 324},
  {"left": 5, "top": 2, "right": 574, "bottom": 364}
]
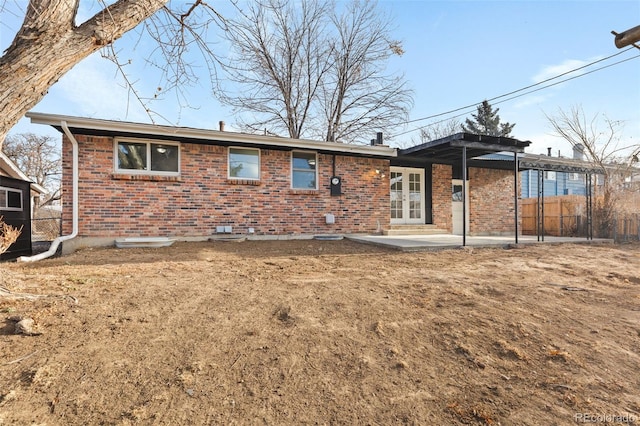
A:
[
  {"left": 395, "top": 52, "right": 640, "bottom": 138},
  {"left": 397, "top": 46, "right": 638, "bottom": 137}
]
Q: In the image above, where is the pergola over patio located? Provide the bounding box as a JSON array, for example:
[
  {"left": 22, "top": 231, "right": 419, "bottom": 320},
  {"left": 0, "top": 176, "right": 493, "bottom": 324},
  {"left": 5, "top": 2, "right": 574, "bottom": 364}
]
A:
[
  {"left": 395, "top": 133, "right": 532, "bottom": 246},
  {"left": 518, "top": 154, "right": 604, "bottom": 241}
]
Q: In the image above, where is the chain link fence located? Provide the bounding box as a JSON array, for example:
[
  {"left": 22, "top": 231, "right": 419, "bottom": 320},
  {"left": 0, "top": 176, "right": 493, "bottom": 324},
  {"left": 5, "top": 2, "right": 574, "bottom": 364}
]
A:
[{"left": 32, "top": 207, "right": 61, "bottom": 242}]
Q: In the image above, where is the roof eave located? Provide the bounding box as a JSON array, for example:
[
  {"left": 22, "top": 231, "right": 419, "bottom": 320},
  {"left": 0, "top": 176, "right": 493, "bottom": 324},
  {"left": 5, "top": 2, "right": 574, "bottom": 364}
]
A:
[
  {"left": 26, "top": 112, "right": 397, "bottom": 158},
  {"left": 0, "top": 151, "right": 29, "bottom": 181}
]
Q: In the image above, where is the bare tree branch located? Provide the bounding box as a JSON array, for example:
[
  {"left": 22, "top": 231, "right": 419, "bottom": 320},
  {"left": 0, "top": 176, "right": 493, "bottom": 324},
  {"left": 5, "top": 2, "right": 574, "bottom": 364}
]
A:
[
  {"left": 217, "top": 0, "right": 412, "bottom": 143},
  {"left": 3, "top": 133, "right": 60, "bottom": 199},
  {"left": 0, "top": 0, "right": 228, "bottom": 144},
  {"left": 545, "top": 105, "right": 640, "bottom": 236},
  {"left": 0, "top": 0, "right": 170, "bottom": 145}
]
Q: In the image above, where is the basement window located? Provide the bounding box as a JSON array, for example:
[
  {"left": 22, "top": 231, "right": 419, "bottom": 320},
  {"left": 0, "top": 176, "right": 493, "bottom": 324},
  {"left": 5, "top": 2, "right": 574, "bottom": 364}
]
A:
[
  {"left": 115, "top": 138, "right": 180, "bottom": 175},
  {"left": 291, "top": 151, "right": 317, "bottom": 189},
  {"left": 0, "top": 187, "right": 23, "bottom": 211}
]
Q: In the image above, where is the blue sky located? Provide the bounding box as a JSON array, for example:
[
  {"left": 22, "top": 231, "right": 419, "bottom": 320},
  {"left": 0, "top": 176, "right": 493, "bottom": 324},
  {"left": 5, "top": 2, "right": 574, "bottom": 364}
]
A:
[{"left": 2, "top": 0, "right": 639, "bottom": 156}]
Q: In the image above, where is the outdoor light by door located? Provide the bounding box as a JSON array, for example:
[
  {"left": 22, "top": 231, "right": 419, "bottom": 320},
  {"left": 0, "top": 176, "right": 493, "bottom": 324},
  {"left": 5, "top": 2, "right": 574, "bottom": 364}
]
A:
[{"left": 330, "top": 176, "right": 342, "bottom": 196}]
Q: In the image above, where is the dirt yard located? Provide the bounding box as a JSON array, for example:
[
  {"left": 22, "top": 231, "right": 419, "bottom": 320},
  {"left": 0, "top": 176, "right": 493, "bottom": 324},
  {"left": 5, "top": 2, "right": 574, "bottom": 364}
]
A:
[{"left": 1, "top": 240, "right": 639, "bottom": 425}]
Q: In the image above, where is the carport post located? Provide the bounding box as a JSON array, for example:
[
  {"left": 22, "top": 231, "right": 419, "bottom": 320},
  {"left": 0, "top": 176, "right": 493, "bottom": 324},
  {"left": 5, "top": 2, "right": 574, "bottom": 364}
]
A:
[
  {"left": 514, "top": 152, "right": 519, "bottom": 244},
  {"left": 462, "top": 146, "right": 467, "bottom": 246},
  {"left": 536, "top": 169, "right": 546, "bottom": 242},
  {"left": 541, "top": 171, "right": 545, "bottom": 242},
  {"left": 586, "top": 173, "right": 593, "bottom": 240},
  {"left": 536, "top": 170, "right": 542, "bottom": 241}
]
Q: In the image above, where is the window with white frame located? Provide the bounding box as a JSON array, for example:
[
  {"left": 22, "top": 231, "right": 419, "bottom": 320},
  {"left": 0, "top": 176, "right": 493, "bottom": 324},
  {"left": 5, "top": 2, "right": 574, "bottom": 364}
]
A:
[
  {"left": 544, "top": 171, "right": 556, "bottom": 181},
  {"left": 291, "top": 151, "right": 317, "bottom": 189},
  {"left": 568, "top": 172, "right": 581, "bottom": 181},
  {"left": 228, "top": 147, "right": 260, "bottom": 180},
  {"left": 115, "top": 139, "right": 179, "bottom": 174},
  {"left": 0, "top": 187, "right": 23, "bottom": 211}
]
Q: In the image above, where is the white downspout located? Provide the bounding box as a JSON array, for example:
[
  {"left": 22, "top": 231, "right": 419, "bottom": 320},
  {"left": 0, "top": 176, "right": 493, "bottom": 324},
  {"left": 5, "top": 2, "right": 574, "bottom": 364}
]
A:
[{"left": 18, "top": 121, "right": 78, "bottom": 262}]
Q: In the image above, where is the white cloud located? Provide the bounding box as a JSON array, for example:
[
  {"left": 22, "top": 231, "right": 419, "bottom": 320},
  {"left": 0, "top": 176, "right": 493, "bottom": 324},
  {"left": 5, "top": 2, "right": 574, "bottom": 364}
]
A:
[
  {"left": 532, "top": 57, "right": 602, "bottom": 83},
  {"left": 513, "top": 94, "right": 553, "bottom": 109}
]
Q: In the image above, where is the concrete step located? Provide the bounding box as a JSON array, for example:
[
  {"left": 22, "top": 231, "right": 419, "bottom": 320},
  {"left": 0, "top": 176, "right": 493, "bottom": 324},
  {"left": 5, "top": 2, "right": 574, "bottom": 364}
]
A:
[{"left": 384, "top": 225, "right": 448, "bottom": 236}]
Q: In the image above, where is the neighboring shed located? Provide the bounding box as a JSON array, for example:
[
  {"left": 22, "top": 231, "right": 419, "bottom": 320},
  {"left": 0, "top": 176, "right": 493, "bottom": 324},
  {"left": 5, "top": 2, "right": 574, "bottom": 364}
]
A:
[
  {"left": 0, "top": 175, "right": 32, "bottom": 259},
  {"left": 1, "top": 151, "right": 47, "bottom": 260}
]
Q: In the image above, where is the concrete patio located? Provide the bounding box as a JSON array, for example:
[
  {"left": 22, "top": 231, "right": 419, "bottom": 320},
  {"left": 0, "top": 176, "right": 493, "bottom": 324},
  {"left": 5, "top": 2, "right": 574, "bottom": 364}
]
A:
[{"left": 346, "top": 233, "right": 613, "bottom": 252}]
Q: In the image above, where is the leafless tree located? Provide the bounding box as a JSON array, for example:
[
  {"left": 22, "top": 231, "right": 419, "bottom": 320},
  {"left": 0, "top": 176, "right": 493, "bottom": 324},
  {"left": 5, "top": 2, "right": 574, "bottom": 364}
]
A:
[
  {"left": 390, "top": 118, "right": 462, "bottom": 149},
  {"left": 418, "top": 118, "right": 462, "bottom": 143},
  {"left": 0, "top": 0, "right": 225, "bottom": 148},
  {"left": 545, "top": 105, "right": 640, "bottom": 236},
  {"left": 219, "top": 0, "right": 412, "bottom": 143},
  {"left": 219, "top": 0, "right": 332, "bottom": 139},
  {"left": 3, "top": 133, "right": 61, "bottom": 205},
  {"left": 321, "top": 0, "right": 412, "bottom": 143}
]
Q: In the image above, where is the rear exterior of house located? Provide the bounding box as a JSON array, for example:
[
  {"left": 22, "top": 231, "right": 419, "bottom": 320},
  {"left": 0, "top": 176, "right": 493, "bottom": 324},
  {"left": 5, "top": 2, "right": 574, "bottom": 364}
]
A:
[
  {"left": 47, "top": 115, "right": 393, "bottom": 252},
  {"left": 387, "top": 163, "right": 519, "bottom": 236},
  {"left": 29, "top": 113, "right": 530, "bottom": 253}
]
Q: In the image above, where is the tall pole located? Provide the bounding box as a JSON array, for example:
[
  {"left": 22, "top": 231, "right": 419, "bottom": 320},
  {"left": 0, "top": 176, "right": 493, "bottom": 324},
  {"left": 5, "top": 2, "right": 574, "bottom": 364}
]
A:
[
  {"left": 537, "top": 170, "right": 543, "bottom": 241},
  {"left": 612, "top": 25, "right": 640, "bottom": 49},
  {"left": 587, "top": 173, "right": 593, "bottom": 240},
  {"left": 514, "top": 152, "right": 519, "bottom": 244},
  {"left": 462, "top": 146, "right": 467, "bottom": 247},
  {"left": 541, "top": 171, "right": 545, "bottom": 242}
]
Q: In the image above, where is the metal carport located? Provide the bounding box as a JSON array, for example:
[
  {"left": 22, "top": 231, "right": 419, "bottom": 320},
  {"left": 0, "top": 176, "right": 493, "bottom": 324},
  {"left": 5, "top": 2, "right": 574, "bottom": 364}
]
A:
[{"left": 394, "top": 133, "right": 531, "bottom": 246}]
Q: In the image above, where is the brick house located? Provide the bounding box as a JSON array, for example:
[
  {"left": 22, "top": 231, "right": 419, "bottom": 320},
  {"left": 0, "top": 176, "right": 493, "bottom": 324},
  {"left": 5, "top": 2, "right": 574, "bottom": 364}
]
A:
[{"left": 27, "top": 113, "right": 530, "bottom": 253}]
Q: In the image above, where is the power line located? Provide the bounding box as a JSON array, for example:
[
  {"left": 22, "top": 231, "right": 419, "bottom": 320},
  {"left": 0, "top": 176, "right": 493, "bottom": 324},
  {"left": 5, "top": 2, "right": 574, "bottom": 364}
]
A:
[
  {"left": 396, "top": 46, "right": 639, "bottom": 137},
  {"left": 396, "top": 52, "right": 640, "bottom": 138}
]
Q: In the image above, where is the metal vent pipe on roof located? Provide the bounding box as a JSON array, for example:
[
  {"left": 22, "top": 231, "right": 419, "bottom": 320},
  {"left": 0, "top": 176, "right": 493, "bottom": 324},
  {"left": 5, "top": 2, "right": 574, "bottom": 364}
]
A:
[{"left": 219, "top": 121, "right": 225, "bottom": 131}]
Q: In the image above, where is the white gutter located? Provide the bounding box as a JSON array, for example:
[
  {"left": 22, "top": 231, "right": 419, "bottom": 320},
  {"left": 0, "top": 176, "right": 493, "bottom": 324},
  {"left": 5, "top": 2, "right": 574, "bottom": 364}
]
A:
[
  {"left": 26, "top": 112, "right": 397, "bottom": 158},
  {"left": 18, "top": 121, "right": 78, "bottom": 262}
]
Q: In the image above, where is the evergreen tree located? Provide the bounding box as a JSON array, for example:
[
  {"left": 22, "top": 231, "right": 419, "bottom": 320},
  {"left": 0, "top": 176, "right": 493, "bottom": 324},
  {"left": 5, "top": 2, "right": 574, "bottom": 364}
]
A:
[{"left": 462, "top": 100, "right": 515, "bottom": 137}]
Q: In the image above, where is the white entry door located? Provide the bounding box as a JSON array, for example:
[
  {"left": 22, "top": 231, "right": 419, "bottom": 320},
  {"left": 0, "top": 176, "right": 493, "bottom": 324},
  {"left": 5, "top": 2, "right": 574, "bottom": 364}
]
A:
[
  {"left": 390, "top": 167, "right": 425, "bottom": 225},
  {"left": 452, "top": 179, "right": 470, "bottom": 235}
]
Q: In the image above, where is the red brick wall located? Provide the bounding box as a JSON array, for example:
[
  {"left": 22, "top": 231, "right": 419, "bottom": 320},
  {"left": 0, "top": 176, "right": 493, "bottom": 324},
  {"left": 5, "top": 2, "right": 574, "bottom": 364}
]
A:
[
  {"left": 431, "top": 164, "right": 452, "bottom": 232},
  {"left": 61, "top": 134, "right": 390, "bottom": 238},
  {"left": 469, "top": 167, "right": 521, "bottom": 235}
]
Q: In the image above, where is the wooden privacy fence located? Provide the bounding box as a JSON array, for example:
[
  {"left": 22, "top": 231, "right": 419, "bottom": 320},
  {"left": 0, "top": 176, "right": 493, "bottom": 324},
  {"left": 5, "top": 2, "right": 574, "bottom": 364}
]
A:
[
  {"left": 613, "top": 212, "right": 640, "bottom": 242},
  {"left": 521, "top": 195, "right": 640, "bottom": 240}
]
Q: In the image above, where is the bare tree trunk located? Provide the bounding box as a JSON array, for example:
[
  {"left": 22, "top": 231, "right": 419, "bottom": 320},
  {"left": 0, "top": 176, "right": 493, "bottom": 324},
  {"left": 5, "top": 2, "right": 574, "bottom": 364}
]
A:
[{"left": 0, "top": 0, "right": 167, "bottom": 146}]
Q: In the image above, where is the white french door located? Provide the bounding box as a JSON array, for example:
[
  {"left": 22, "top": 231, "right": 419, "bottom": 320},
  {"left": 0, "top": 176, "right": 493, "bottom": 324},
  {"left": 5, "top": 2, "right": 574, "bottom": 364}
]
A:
[{"left": 390, "top": 167, "right": 425, "bottom": 225}]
